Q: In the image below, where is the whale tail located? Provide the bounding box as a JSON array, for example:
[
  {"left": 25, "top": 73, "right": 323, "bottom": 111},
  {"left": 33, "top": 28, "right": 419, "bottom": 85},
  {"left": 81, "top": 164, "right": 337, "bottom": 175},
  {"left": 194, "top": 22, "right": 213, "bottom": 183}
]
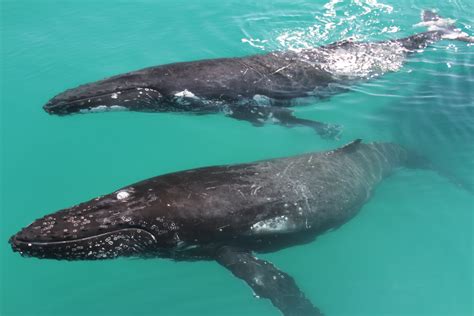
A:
[
  {"left": 417, "top": 10, "right": 474, "bottom": 43},
  {"left": 399, "top": 10, "right": 473, "bottom": 51},
  {"left": 405, "top": 147, "right": 474, "bottom": 195}
]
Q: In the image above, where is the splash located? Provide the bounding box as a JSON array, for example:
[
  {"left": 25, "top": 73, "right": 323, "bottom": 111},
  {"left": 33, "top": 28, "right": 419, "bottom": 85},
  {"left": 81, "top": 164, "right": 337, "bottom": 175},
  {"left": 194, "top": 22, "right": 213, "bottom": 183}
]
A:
[
  {"left": 241, "top": 0, "right": 398, "bottom": 52},
  {"left": 241, "top": 38, "right": 268, "bottom": 50}
]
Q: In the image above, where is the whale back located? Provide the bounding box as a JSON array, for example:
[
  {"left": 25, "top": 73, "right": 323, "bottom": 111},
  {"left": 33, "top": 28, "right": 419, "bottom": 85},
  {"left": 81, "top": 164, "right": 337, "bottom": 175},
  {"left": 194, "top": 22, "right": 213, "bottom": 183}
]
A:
[{"left": 142, "top": 141, "right": 409, "bottom": 252}]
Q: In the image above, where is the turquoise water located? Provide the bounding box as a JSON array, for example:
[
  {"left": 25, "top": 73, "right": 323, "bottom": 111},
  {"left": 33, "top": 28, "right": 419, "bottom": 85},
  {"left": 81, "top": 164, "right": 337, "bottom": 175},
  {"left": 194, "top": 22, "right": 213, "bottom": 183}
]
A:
[{"left": 1, "top": 0, "right": 473, "bottom": 315}]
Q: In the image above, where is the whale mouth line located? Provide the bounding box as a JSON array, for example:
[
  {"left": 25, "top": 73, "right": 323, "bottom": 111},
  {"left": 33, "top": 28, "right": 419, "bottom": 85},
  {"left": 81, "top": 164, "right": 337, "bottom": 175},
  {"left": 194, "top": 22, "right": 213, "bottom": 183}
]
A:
[
  {"left": 12, "top": 228, "right": 157, "bottom": 246},
  {"left": 46, "top": 89, "right": 131, "bottom": 106},
  {"left": 44, "top": 87, "right": 161, "bottom": 110}
]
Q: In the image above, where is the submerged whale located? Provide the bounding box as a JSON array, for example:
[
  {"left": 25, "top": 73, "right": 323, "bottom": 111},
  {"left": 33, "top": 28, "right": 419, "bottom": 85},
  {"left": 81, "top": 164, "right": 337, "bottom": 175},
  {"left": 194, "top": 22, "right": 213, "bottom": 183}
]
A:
[
  {"left": 10, "top": 140, "right": 426, "bottom": 315},
  {"left": 43, "top": 10, "right": 472, "bottom": 138}
]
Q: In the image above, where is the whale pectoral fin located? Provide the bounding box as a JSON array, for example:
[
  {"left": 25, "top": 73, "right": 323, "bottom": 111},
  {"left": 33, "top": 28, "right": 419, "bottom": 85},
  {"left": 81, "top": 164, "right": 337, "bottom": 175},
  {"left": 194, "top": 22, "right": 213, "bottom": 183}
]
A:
[
  {"left": 271, "top": 107, "right": 342, "bottom": 140},
  {"left": 227, "top": 105, "right": 342, "bottom": 139},
  {"left": 226, "top": 105, "right": 266, "bottom": 127},
  {"left": 215, "top": 246, "right": 323, "bottom": 316}
]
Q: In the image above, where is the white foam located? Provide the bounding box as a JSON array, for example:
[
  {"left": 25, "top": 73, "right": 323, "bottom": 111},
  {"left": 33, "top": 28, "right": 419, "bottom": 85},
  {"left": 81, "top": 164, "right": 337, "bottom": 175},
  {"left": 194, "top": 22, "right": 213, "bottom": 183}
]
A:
[
  {"left": 241, "top": 38, "right": 268, "bottom": 50},
  {"left": 321, "top": 41, "right": 406, "bottom": 79},
  {"left": 381, "top": 26, "right": 400, "bottom": 34}
]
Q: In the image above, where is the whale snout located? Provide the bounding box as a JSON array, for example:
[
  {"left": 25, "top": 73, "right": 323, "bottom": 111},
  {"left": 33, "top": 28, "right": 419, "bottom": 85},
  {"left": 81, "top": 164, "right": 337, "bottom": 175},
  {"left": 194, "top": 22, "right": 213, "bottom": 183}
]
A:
[
  {"left": 8, "top": 211, "right": 99, "bottom": 258},
  {"left": 43, "top": 100, "right": 77, "bottom": 115},
  {"left": 9, "top": 199, "right": 160, "bottom": 260},
  {"left": 8, "top": 233, "right": 45, "bottom": 257},
  {"left": 43, "top": 97, "right": 73, "bottom": 115},
  {"left": 9, "top": 215, "right": 158, "bottom": 260},
  {"left": 43, "top": 90, "right": 132, "bottom": 115},
  {"left": 11, "top": 211, "right": 98, "bottom": 244},
  {"left": 44, "top": 87, "right": 164, "bottom": 115},
  {"left": 44, "top": 76, "right": 164, "bottom": 115}
]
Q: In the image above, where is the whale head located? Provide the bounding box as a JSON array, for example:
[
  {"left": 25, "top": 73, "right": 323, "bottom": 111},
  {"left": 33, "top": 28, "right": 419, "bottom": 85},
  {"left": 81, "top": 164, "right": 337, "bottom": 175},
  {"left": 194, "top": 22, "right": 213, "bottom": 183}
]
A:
[
  {"left": 43, "top": 70, "right": 164, "bottom": 115},
  {"left": 9, "top": 183, "right": 179, "bottom": 260}
]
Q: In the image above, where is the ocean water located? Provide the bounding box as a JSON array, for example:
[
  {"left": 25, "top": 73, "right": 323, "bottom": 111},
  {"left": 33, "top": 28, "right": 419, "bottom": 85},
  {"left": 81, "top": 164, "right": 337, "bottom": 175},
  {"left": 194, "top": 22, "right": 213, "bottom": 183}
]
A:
[{"left": 1, "top": 0, "right": 473, "bottom": 315}]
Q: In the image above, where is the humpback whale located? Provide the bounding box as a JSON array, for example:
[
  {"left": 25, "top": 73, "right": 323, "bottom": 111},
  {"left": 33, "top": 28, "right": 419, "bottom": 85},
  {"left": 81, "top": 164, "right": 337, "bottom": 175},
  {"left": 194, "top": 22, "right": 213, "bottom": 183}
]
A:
[
  {"left": 43, "top": 10, "right": 472, "bottom": 138},
  {"left": 10, "top": 140, "right": 425, "bottom": 315}
]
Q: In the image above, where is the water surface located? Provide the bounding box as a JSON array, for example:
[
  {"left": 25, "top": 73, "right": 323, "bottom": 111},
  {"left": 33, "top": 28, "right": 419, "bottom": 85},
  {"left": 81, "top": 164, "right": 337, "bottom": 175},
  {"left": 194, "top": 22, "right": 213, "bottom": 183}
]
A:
[{"left": 1, "top": 0, "right": 473, "bottom": 315}]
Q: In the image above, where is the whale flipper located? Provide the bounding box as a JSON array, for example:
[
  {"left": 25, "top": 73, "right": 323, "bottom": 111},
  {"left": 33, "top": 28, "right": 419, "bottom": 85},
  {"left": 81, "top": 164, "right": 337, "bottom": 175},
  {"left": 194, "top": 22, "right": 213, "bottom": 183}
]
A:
[
  {"left": 216, "top": 247, "right": 323, "bottom": 316},
  {"left": 227, "top": 105, "right": 342, "bottom": 139},
  {"left": 271, "top": 108, "right": 343, "bottom": 140}
]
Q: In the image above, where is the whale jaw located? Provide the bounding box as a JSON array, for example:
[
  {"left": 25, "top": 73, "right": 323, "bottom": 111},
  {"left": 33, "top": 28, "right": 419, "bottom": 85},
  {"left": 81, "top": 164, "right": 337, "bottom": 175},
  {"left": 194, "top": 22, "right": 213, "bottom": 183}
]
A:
[{"left": 9, "top": 227, "right": 157, "bottom": 260}]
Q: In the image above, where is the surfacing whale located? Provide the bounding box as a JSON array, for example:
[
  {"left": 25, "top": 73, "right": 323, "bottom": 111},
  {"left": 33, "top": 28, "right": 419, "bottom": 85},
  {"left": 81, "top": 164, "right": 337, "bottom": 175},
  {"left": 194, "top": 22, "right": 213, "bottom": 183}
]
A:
[
  {"left": 10, "top": 140, "right": 428, "bottom": 315},
  {"left": 43, "top": 10, "right": 472, "bottom": 139}
]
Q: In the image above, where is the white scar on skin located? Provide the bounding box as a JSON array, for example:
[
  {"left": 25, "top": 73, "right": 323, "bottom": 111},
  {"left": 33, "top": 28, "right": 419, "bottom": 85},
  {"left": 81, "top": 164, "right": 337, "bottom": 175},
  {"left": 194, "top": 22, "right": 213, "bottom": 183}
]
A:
[
  {"left": 174, "top": 89, "right": 199, "bottom": 99},
  {"left": 250, "top": 215, "right": 299, "bottom": 234},
  {"left": 79, "top": 105, "right": 128, "bottom": 113},
  {"left": 116, "top": 191, "right": 130, "bottom": 200}
]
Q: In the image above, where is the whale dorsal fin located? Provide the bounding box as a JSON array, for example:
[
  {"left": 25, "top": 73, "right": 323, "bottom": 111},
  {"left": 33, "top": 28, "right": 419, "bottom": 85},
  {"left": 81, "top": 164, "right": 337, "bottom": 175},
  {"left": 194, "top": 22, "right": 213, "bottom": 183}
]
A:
[
  {"left": 330, "top": 139, "right": 362, "bottom": 155},
  {"left": 216, "top": 246, "right": 322, "bottom": 316}
]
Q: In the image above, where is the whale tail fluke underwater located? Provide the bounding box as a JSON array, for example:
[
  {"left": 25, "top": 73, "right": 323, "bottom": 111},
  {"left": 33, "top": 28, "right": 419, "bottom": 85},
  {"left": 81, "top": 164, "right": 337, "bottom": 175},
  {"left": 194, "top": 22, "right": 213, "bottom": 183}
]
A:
[{"left": 405, "top": 147, "right": 474, "bottom": 195}]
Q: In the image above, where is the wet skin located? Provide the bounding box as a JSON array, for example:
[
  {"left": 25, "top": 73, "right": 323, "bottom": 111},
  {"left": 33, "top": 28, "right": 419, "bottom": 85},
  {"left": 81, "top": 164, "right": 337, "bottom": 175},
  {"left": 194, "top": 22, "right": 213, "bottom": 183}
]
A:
[
  {"left": 11, "top": 10, "right": 472, "bottom": 316},
  {"left": 42, "top": 11, "right": 473, "bottom": 139},
  {"left": 10, "top": 140, "right": 417, "bottom": 315}
]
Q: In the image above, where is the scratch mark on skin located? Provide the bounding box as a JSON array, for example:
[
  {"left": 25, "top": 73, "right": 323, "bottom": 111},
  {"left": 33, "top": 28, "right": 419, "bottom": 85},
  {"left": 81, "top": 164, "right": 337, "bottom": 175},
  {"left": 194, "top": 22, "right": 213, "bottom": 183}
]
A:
[
  {"left": 251, "top": 186, "right": 262, "bottom": 196},
  {"left": 217, "top": 224, "right": 230, "bottom": 232},
  {"left": 237, "top": 189, "right": 246, "bottom": 198},
  {"left": 238, "top": 60, "right": 269, "bottom": 84},
  {"left": 298, "top": 184, "right": 313, "bottom": 214},
  {"left": 281, "top": 161, "right": 295, "bottom": 177},
  {"left": 271, "top": 64, "right": 291, "bottom": 75}
]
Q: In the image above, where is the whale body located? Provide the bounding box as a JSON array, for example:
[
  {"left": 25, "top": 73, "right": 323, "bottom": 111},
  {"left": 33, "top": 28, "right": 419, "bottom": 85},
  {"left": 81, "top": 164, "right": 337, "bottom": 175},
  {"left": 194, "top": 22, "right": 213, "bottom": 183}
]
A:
[
  {"left": 10, "top": 140, "right": 423, "bottom": 315},
  {"left": 43, "top": 11, "right": 472, "bottom": 139}
]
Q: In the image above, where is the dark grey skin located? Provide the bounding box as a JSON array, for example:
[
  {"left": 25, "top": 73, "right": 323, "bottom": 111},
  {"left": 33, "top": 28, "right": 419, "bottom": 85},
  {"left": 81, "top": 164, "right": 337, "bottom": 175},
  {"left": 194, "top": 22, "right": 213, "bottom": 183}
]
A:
[
  {"left": 10, "top": 140, "right": 422, "bottom": 316},
  {"left": 43, "top": 11, "right": 472, "bottom": 139}
]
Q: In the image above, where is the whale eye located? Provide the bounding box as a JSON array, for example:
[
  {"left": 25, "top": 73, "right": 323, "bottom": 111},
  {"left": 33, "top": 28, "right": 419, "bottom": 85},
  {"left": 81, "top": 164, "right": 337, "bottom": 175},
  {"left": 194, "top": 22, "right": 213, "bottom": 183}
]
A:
[{"left": 116, "top": 191, "right": 130, "bottom": 200}]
